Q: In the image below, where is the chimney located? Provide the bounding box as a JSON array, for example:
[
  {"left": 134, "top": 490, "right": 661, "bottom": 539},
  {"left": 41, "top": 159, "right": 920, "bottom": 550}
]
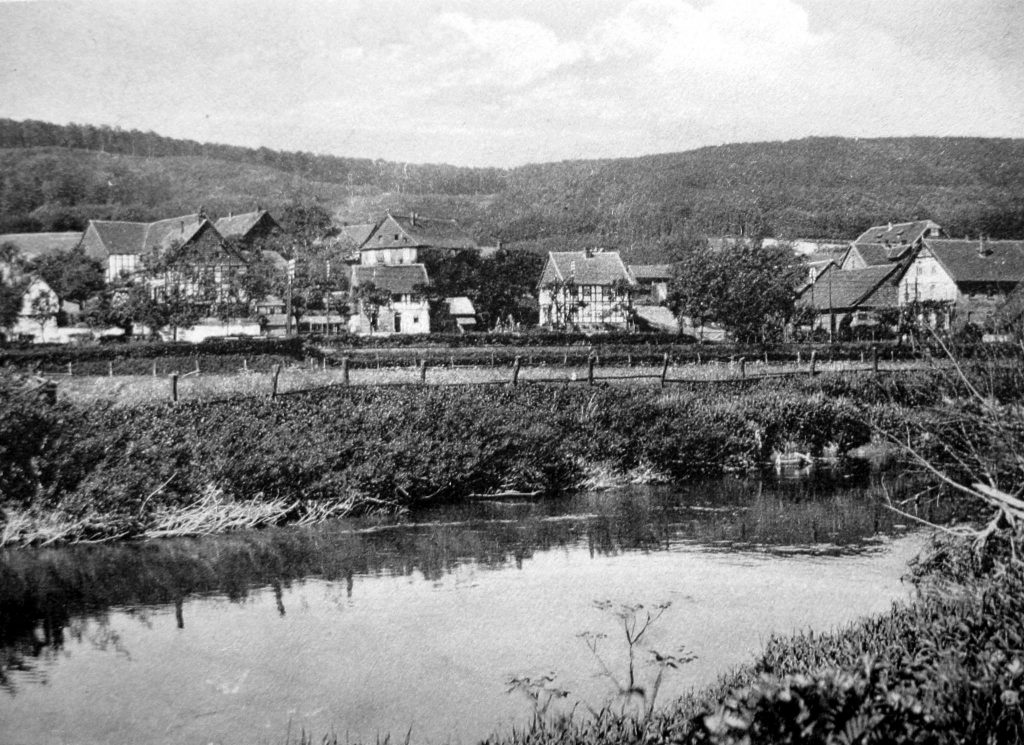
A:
[{"left": 978, "top": 234, "right": 991, "bottom": 256}]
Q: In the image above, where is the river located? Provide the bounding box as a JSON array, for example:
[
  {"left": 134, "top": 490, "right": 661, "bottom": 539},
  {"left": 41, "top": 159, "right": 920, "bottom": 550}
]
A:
[{"left": 0, "top": 474, "right": 939, "bottom": 745}]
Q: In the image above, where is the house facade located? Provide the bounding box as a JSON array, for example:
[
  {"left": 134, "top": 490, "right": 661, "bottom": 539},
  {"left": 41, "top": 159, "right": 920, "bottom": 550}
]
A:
[
  {"left": 628, "top": 264, "right": 673, "bottom": 304},
  {"left": 537, "top": 249, "right": 637, "bottom": 330},
  {"left": 349, "top": 263, "right": 430, "bottom": 335},
  {"left": 359, "top": 213, "right": 477, "bottom": 266},
  {"left": 897, "top": 237, "right": 1024, "bottom": 329}
]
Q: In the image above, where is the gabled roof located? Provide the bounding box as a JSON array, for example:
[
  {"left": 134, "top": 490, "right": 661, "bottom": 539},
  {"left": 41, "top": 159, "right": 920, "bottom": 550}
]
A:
[
  {"left": 85, "top": 214, "right": 217, "bottom": 256},
  {"left": 798, "top": 264, "right": 900, "bottom": 310},
  {"left": 215, "top": 210, "right": 279, "bottom": 241},
  {"left": 629, "top": 264, "right": 674, "bottom": 281},
  {"left": 539, "top": 251, "right": 636, "bottom": 288},
  {"left": 367, "top": 213, "right": 477, "bottom": 251},
  {"left": 848, "top": 243, "right": 914, "bottom": 266},
  {"left": 351, "top": 263, "right": 429, "bottom": 295},
  {"left": 337, "top": 223, "right": 378, "bottom": 248},
  {"left": 804, "top": 246, "right": 849, "bottom": 266},
  {"left": 0, "top": 232, "right": 83, "bottom": 260},
  {"left": 924, "top": 238, "right": 1024, "bottom": 285},
  {"left": 86, "top": 221, "right": 149, "bottom": 256},
  {"left": 854, "top": 220, "right": 940, "bottom": 247}
]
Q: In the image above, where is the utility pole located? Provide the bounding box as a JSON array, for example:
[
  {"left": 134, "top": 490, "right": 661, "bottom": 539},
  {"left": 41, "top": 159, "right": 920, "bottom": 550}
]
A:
[{"left": 286, "top": 257, "right": 295, "bottom": 337}]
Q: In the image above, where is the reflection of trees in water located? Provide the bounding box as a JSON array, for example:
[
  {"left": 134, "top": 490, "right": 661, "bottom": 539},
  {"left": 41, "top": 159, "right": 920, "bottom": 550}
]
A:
[{"left": 0, "top": 476, "right": 937, "bottom": 690}]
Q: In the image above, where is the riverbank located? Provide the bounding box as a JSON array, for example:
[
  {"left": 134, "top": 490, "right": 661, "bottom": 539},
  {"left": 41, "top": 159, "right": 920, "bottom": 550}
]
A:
[
  {"left": 465, "top": 529, "right": 1024, "bottom": 745},
  {"left": 0, "top": 365, "right": 1010, "bottom": 547}
]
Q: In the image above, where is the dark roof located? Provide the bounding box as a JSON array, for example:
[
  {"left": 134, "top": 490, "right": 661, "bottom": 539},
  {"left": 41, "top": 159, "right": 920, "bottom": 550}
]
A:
[
  {"left": 86, "top": 221, "right": 149, "bottom": 255},
  {"left": 368, "top": 214, "right": 477, "bottom": 251},
  {"left": 798, "top": 264, "right": 900, "bottom": 310},
  {"left": 351, "top": 264, "right": 429, "bottom": 295},
  {"left": 0, "top": 232, "right": 83, "bottom": 260},
  {"left": 849, "top": 243, "right": 914, "bottom": 266},
  {"left": 215, "top": 210, "right": 279, "bottom": 240},
  {"left": 337, "top": 223, "right": 378, "bottom": 248},
  {"left": 629, "top": 264, "right": 674, "bottom": 281},
  {"left": 803, "top": 246, "right": 848, "bottom": 266},
  {"left": 143, "top": 215, "right": 209, "bottom": 252},
  {"left": 86, "top": 214, "right": 215, "bottom": 256},
  {"left": 539, "top": 251, "right": 636, "bottom": 288},
  {"left": 925, "top": 238, "right": 1024, "bottom": 285},
  {"left": 854, "top": 220, "right": 940, "bottom": 247}
]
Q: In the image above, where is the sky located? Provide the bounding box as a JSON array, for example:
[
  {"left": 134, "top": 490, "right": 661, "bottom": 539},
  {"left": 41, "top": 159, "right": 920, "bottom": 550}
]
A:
[{"left": 0, "top": 0, "right": 1022, "bottom": 167}]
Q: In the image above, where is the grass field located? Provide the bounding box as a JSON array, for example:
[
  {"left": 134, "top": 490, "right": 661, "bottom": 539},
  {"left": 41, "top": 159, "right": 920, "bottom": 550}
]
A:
[{"left": 52, "top": 357, "right": 935, "bottom": 406}]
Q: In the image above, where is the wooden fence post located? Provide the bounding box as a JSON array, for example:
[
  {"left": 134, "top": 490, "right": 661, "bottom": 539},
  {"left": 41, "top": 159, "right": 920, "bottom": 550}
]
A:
[
  {"left": 152, "top": 360, "right": 157, "bottom": 377},
  {"left": 797, "top": 351, "right": 801, "bottom": 366},
  {"left": 67, "top": 362, "right": 72, "bottom": 376},
  {"left": 108, "top": 361, "right": 113, "bottom": 377},
  {"left": 872, "top": 346, "right": 879, "bottom": 375},
  {"left": 193, "top": 359, "right": 200, "bottom": 376},
  {"left": 764, "top": 352, "right": 768, "bottom": 366},
  {"left": 627, "top": 353, "right": 633, "bottom": 368},
  {"left": 511, "top": 355, "right": 521, "bottom": 386},
  {"left": 810, "top": 350, "right": 817, "bottom": 377},
  {"left": 171, "top": 372, "right": 179, "bottom": 403},
  {"left": 419, "top": 358, "right": 427, "bottom": 384},
  {"left": 587, "top": 355, "right": 596, "bottom": 386},
  {"left": 342, "top": 357, "right": 350, "bottom": 385},
  {"left": 739, "top": 357, "right": 746, "bottom": 379},
  {"left": 660, "top": 353, "right": 670, "bottom": 388},
  {"left": 242, "top": 358, "right": 248, "bottom": 373},
  {"left": 271, "top": 363, "right": 282, "bottom": 399},
  {"left": 563, "top": 352, "right": 568, "bottom": 366},
  {"left": 322, "top": 356, "right": 327, "bottom": 371},
  {"left": 491, "top": 352, "right": 496, "bottom": 367}
]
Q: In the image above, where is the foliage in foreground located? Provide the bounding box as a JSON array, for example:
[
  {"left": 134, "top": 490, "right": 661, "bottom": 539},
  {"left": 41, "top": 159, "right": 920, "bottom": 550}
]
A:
[{"left": 0, "top": 370, "right": 966, "bottom": 544}]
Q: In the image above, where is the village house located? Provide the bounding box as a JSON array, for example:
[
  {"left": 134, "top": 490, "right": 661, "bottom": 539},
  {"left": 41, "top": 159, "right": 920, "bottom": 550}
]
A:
[
  {"left": 538, "top": 249, "right": 637, "bottom": 330},
  {"left": 841, "top": 220, "right": 943, "bottom": 270},
  {"left": 81, "top": 213, "right": 228, "bottom": 283},
  {"left": 797, "top": 262, "right": 901, "bottom": 336},
  {"left": 349, "top": 263, "right": 430, "bottom": 335},
  {"left": 359, "top": 212, "right": 478, "bottom": 266},
  {"left": 896, "top": 237, "right": 1024, "bottom": 329}
]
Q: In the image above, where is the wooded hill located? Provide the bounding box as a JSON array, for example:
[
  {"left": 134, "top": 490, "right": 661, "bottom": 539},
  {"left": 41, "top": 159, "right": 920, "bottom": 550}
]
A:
[{"left": 3, "top": 118, "right": 1023, "bottom": 262}]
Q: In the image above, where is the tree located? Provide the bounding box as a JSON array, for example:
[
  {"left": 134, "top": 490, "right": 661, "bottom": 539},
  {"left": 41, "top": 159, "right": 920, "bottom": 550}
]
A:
[
  {"left": 352, "top": 281, "right": 391, "bottom": 333},
  {"left": 26, "top": 284, "right": 58, "bottom": 337},
  {"left": 477, "top": 249, "right": 543, "bottom": 328},
  {"left": 668, "top": 237, "right": 802, "bottom": 343},
  {"left": 28, "top": 247, "right": 105, "bottom": 307},
  {"left": 0, "top": 279, "right": 24, "bottom": 331}
]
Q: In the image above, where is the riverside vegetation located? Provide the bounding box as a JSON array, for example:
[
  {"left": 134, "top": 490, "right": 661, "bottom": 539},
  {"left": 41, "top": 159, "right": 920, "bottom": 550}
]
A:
[{"left": 0, "top": 361, "right": 1015, "bottom": 546}]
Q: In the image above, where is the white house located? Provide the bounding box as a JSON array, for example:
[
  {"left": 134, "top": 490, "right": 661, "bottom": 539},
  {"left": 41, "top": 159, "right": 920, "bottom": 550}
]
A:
[
  {"left": 537, "top": 249, "right": 637, "bottom": 330},
  {"left": 349, "top": 263, "right": 431, "bottom": 335},
  {"left": 897, "top": 237, "right": 1024, "bottom": 328}
]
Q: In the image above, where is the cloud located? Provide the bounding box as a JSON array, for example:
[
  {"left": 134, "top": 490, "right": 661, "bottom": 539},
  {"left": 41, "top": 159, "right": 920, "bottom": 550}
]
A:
[{"left": 429, "top": 12, "right": 583, "bottom": 89}]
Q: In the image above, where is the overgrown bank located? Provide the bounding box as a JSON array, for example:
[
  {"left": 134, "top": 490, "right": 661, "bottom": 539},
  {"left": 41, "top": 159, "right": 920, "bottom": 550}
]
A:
[{"left": 0, "top": 367, "right": 998, "bottom": 546}]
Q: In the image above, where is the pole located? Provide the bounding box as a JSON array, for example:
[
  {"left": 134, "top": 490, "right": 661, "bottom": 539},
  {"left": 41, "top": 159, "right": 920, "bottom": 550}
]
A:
[
  {"left": 271, "top": 363, "right": 281, "bottom": 399},
  {"left": 660, "top": 353, "right": 669, "bottom": 388},
  {"left": 587, "top": 355, "right": 595, "bottom": 386},
  {"left": 739, "top": 357, "right": 746, "bottom": 379},
  {"left": 108, "top": 361, "right": 113, "bottom": 377},
  {"left": 342, "top": 357, "right": 350, "bottom": 385},
  {"left": 171, "top": 372, "right": 178, "bottom": 402},
  {"left": 872, "top": 346, "right": 879, "bottom": 375},
  {"left": 810, "top": 350, "right": 817, "bottom": 377},
  {"left": 419, "top": 358, "right": 427, "bottom": 384},
  {"left": 511, "top": 355, "right": 521, "bottom": 386}
]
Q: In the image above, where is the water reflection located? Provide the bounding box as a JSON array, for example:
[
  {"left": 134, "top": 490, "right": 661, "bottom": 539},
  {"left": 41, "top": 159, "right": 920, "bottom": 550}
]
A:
[{"left": 0, "top": 473, "right": 938, "bottom": 697}]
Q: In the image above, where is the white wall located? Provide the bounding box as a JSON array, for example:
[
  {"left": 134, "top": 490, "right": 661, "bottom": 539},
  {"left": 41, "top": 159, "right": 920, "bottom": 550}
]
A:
[{"left": 898, "top": 250, "right": 958, "bottom": 305}]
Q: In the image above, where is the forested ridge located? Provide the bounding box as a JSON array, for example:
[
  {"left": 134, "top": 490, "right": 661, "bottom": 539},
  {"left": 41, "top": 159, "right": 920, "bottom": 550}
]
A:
[{"left": 3, "top": 118, "right": 1024, "bottom": 261}]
